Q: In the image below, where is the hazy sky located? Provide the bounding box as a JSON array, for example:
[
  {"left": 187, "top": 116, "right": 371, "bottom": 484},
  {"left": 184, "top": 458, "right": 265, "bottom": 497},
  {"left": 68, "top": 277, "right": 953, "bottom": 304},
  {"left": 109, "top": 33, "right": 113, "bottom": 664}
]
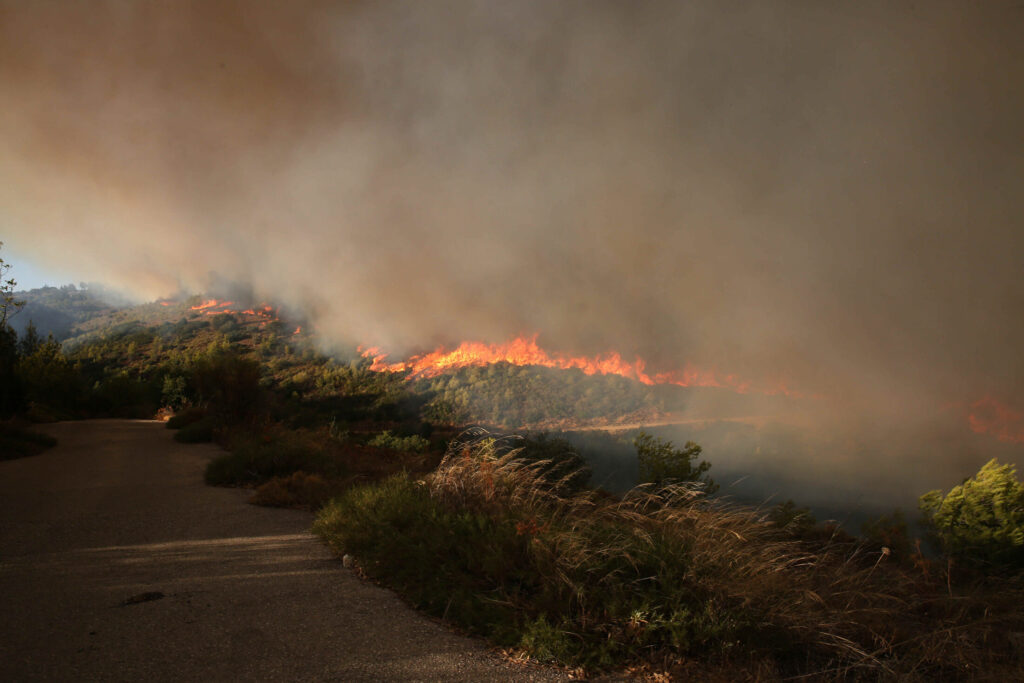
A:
[{"left": 2, "top": 1, "right": 1023, "bottom": 441}]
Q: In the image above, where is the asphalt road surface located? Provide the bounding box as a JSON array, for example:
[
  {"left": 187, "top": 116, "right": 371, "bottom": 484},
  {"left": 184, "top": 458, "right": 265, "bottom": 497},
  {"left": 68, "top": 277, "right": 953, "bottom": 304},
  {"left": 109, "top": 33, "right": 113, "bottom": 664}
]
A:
[{"left": 0, "top": 420, "right": 570, "bottom": 682}]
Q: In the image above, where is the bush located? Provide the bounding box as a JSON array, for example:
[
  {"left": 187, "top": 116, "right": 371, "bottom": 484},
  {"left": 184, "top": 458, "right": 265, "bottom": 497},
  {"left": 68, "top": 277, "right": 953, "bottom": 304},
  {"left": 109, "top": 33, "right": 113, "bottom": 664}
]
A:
[
  {"left": 367, "top": 430, "right": 430, "bottom": 452},
  {"left": 0, "top": 423, "right": 57, "bottom": 460},
  {"left": 166, "top": 407, "right": 206, "bottom": 430},
  {"left": 173, "top": 416, "right": 216, "bottom": 443},
  {"left": 249, "top": 471, "right": 348, "bottom": 510},
  {"left": 191, "top": 349, "right": 262, "bottom": 422},
  {"left": 204, "top": 431, "right": 341, "bottom": 485},
  {"left": 634, "top": 431, "right": 716, "bottom": 493},
  {"left": 920, "top": 459, "right": 1024, "bottom": 570}
]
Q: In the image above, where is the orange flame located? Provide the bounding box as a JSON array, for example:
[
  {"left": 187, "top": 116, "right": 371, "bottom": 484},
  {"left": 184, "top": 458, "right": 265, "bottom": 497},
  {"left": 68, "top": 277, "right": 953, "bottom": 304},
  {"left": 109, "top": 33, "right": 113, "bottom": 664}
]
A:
[
  {"left": 189, "top": 299, "right": 234, "bottom": 311},
  {"left": 360, "top": 335, "right": 804, "bottom": 397},
  {"left": 968, "top": 396, "right": 1024, "bottom": 443}
]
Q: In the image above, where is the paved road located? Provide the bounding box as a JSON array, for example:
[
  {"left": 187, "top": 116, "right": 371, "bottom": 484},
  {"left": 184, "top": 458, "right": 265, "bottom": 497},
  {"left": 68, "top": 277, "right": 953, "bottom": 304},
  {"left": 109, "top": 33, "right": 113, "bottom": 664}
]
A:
[{"left": 0, "top": 420, "right": 569, "bottom": 682}]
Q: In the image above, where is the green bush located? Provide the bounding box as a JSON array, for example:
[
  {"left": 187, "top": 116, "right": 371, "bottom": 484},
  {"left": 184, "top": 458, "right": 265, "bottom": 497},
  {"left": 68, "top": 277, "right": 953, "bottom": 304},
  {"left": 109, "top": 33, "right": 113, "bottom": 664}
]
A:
[
  {"left": 191, "top": 349, "right": 262, "bottom": 422},
  {"left": 634, "top": 431, "right": 716, "bottom": 493},
  {"left": 204, "top": 433, "right": 341, "bottom": 485},
  {"left": 173, "top": 416, "right": 216, "bottom": 443},
  {"left": 314, "top": 476, "right": 527, "bottom": 642},
  {"left": 367, "top": 430, "right": 430, "bottom": 452},
  {"left": 920, "top": 459, "right": 1024, "bottom": 570}
]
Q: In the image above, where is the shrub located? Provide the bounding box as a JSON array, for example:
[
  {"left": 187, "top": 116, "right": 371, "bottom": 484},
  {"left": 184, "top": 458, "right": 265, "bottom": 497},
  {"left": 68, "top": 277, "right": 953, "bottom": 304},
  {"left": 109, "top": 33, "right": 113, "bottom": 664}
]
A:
[
  {"left": 173, "top": 416, "right": 216, "bottom": 443},
  {"left": 191, "top": 349, "right": 262, "bottom": 422},
  {"left": 920, "top": 458, "right": 1024, "bottom": 570},
  {"left": 368, "top": 430, "right": 430, "bottom": 452},
  {"left": 766, "top": 500, "right": 817, "bottom": 537},
  {"left": 166, "top": 407, "right": 206, "bottom": 430},
  {"left": 204, "top": 431, "right": 341, "bottom": 485},
  {"left": 249, "top": 471, "right": 348, "bottom": 509},
  {"left": 634, "top": 431, "right": 716, "bottom": 493}
]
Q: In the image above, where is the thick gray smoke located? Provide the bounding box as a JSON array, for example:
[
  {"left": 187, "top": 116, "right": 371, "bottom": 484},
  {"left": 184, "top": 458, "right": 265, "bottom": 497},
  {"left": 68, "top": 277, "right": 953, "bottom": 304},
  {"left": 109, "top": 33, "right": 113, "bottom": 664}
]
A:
[{"left": 2, "top": 1, "right": 1023, "bottom": 475}]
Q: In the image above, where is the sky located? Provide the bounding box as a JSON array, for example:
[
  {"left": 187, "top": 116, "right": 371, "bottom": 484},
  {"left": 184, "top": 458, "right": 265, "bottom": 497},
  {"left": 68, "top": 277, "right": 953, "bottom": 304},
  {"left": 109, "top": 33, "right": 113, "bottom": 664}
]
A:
[
  {"left": 2, "top": 1, "right": 1023, "bottom": 473},
  {"left": 2, "top": 245, "right": 78, "bottom": 291}
]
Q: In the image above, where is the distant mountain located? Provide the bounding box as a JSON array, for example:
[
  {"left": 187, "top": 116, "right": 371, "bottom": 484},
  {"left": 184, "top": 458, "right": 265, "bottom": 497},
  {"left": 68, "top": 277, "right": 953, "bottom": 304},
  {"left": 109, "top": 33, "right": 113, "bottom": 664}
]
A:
[{"left": 9, "top": 285, "right": 122, "bottom": 341}]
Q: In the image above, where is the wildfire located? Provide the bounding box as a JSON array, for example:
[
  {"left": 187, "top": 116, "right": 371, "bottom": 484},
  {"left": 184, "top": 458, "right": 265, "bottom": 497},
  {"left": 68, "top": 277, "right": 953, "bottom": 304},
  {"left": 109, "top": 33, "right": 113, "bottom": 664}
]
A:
[
  {"left": 187, "top": 299, "right": 281, "bottom": 320},
  {"left": 359, "top": 335, "right": 804, "bottom": 397},
  {"left": 189, "top": 299, "right": 234, "bottom": 311},
  {"left": 968, "top": 396, "right": 1024, "bottom": 444}
]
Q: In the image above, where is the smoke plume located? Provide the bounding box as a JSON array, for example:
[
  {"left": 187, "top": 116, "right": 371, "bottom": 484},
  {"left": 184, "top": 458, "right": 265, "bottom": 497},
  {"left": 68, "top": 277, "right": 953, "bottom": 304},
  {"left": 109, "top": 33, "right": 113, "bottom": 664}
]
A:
[{"left": 2, "top": 1, "right": 1023, "bottom": 489}]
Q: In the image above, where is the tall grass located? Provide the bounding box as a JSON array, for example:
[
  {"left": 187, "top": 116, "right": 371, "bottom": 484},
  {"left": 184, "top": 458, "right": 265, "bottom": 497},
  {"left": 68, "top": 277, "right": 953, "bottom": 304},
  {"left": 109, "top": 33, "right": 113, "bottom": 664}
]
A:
[{"left": 315, "top": 429, "right": 1024, "bottom": 678}]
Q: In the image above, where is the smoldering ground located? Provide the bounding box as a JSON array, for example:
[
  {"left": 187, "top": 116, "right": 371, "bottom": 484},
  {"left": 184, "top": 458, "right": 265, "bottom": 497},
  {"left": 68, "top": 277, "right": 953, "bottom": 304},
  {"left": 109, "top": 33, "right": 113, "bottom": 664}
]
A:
[{"left": 2, "top": 1, "right": 1022, "bottom": 498}]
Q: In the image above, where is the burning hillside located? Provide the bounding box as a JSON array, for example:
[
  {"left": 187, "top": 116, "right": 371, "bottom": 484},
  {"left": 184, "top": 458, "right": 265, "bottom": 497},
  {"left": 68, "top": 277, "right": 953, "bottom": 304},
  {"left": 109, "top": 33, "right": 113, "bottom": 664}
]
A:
[
  {"left": 969, "top": 396, "right": 1024, "bottom": 444},
  {"left": 359, "top": 335, "right": 804, "bottom": 398}
]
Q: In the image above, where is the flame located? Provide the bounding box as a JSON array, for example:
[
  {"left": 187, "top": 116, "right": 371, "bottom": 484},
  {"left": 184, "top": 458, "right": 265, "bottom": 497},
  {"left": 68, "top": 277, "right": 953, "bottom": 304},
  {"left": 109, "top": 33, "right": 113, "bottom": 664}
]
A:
[
  {"left": 968, "top": 396, "right": 1024, "bottom": 443},
  {"left": 293, "top": 326, "right": 302, "bottom": 335},
  {"left": 189, "top": 299, "right": 234, "bottom": 311},
  {"left": 360, "top": 334, "right": 804, "bottom": 397}
]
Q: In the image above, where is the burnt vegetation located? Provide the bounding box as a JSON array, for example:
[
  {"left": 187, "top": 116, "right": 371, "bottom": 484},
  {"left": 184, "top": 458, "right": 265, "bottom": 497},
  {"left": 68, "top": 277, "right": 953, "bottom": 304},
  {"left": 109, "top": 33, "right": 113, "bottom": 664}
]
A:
[{"left": 2, "top": 282, "right": 1023, "bottom": 679}]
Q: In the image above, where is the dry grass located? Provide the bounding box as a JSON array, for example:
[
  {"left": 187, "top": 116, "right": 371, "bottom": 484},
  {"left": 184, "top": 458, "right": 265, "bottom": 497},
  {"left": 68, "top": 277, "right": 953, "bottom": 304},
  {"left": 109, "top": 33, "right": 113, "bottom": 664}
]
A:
[{"left": 318, "top": 428, "right": 1024, "bottom": 678}]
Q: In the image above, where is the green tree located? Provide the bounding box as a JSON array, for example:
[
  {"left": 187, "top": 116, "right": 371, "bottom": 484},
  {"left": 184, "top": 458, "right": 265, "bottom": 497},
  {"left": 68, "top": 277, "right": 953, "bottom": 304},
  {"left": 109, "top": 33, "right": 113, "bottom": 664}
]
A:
[
  {"left": 18, "top": 320, "right": 42, "bottom": 356},
  {"left": 0, "top": 241, "right": 25, "bottom": 329},
  {"left": 191, "top": 349, "right": 262, "bottom": 422},
  {"left": 634, "top": 431, "right": 716, "bottom": 493},
  {"left": 161, "top": 375, "right": 189, "bottom": 409},
  {"left": 17, "top": 334, "right": 82, "bottom": 413},
  {"left": 0, "top": 243, "right": 26, "bottom": 415},
  {"left": 919, "top": 459, "right": 1024, "bottom": 570}
]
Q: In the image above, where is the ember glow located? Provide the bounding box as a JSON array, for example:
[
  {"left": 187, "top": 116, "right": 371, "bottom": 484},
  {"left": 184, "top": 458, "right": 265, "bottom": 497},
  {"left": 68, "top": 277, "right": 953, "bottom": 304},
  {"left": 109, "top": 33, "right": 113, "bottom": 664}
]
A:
[
  {"left": 360, "top": 335, "right": 804, "bottom": 397},
  {"left": 968, "top": 396, "right": 1024, "bottom": 444}
]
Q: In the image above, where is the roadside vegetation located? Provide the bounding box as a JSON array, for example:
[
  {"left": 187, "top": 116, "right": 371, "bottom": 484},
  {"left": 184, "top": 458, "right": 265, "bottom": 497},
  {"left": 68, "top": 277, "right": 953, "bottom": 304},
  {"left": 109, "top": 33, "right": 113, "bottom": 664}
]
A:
[
  {"left": 0, "top": 420, "right": 57, "bottom": 460},
  {"left": 315, "top": 431, "right": 1024, "bottom": 679}
]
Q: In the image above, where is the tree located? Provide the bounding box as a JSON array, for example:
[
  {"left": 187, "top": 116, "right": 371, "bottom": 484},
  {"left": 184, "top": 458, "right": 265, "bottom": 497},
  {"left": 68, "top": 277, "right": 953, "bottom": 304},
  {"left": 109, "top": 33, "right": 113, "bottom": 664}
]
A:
[
  {"left": 0, "top": 242, "right": 26, "bottom": 415},
  {"left": 0, "top": 241, "right": 25, "bottom": 328},
  {"left": 18, "top": 320, "right": 42, "bottom": 357},
  {"left": 920, "top": 459, "right": 1024, "bottom": 570},
  {"left": 17, "top": 333, "right": 82, "bottom": 413},
  {"left": 634, "top": 431, "right": 716, "bottom": 493}
]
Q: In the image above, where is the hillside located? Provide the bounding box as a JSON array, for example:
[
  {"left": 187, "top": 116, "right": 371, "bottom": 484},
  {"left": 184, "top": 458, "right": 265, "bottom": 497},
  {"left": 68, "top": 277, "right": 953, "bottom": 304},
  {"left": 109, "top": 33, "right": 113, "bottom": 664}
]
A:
[{"left": 13, "top": 287, "right": 797, "bottom": 431}]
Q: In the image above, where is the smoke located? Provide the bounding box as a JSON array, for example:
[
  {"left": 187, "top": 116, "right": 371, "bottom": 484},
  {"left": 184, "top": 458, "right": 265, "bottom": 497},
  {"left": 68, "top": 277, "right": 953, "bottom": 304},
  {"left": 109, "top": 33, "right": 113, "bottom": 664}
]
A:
[{"left": 2, "top": 1, "right": 1023, "bottom": 466}]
